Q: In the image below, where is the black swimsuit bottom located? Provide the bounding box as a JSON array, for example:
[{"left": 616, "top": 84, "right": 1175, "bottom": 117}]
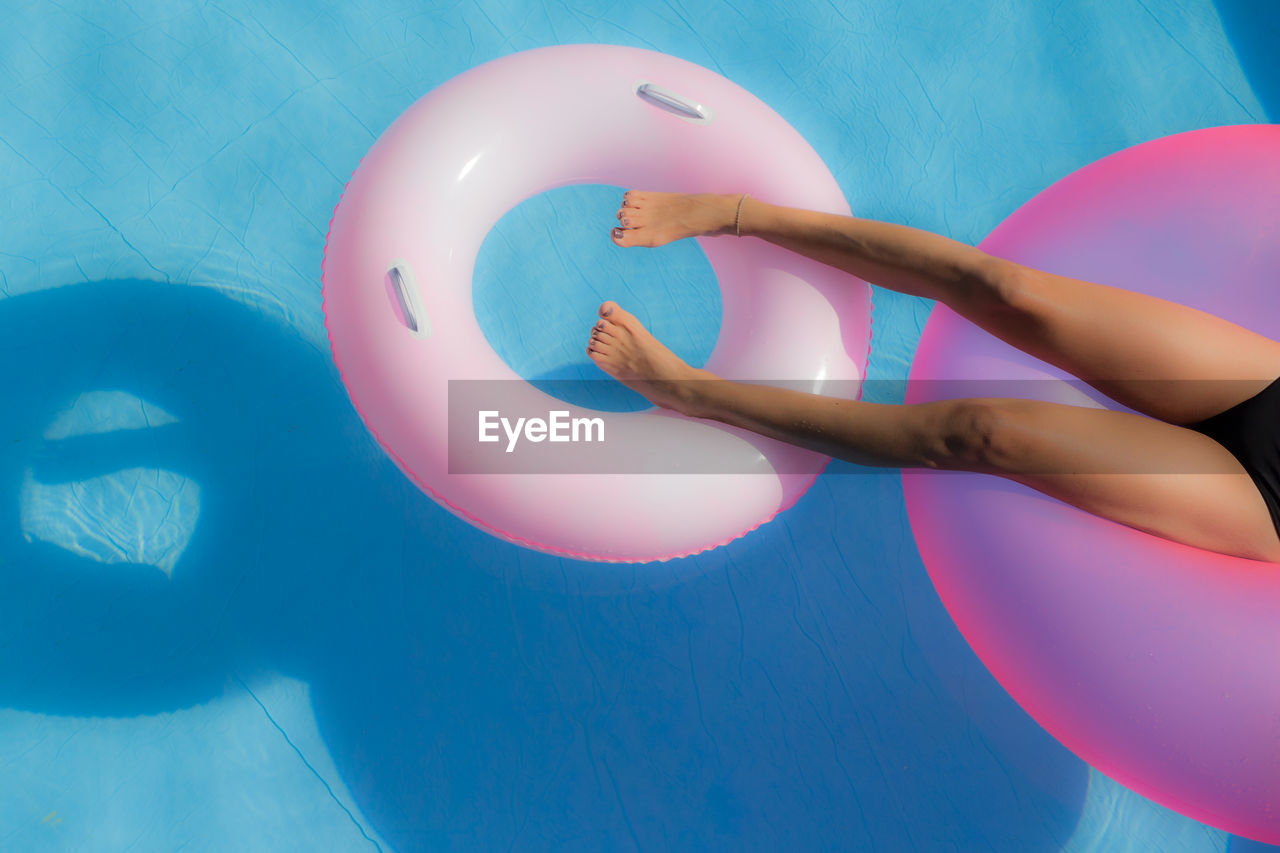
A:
[{"left": 1185, "top": 376, "right": 1280, "bottom": 539}]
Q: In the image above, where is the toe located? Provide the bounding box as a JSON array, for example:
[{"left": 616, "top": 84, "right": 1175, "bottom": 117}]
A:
[
  {"left": 611, "top": 226, "right": 652, "bottom": 248},
  {"left": 598, "top": 301, "right": 641, "bottom": 330},
  {"left": 617, "top": 207, "right": 643, "bottom": 228}
]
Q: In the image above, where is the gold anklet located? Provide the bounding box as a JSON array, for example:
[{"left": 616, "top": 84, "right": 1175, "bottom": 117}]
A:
[{"left": 735, "top": 193, "right": 749, "bottom": 237}]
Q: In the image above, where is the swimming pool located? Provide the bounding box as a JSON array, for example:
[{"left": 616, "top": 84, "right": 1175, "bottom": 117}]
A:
[{"left": 0, "top": 0, "right": 1274, "bottom": 850}]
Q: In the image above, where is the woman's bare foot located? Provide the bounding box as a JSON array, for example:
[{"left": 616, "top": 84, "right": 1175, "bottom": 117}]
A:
[
  {"left": 586, "top": 300, "right": 714, "bottom": 414},
  {"left": 610, "top": 191, "right": 744, "bottom": 248}
]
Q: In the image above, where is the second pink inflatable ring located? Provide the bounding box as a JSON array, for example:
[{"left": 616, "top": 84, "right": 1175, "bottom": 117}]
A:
[{"left": 904, "top": 125, "right": 1280, "bottom": 843}]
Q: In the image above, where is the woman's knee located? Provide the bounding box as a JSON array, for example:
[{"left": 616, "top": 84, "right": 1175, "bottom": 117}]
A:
[
  {"left": 927, "top": 399, "right": 1021, "bottom": 472},
  {"left": 974, "top": 256, "right": 1037, "bottom": 311}
]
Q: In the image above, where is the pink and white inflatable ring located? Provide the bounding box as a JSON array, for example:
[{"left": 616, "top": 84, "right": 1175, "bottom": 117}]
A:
[
  {"left": 322, "top": 45, "right": 870, "bottom": 563},
  {"left": 904, "top": 125, "right": 1280, "bottom": 843}
]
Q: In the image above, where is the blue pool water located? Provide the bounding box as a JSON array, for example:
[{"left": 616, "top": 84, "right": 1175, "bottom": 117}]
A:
[{"left": 0, "top": 1, "right": 1275, "bottom": 850}]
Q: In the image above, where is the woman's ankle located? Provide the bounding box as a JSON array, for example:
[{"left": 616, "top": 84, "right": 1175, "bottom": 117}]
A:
[
  {"left": 696, "top": 193, "right": 746, "bottom": 237},
  {"left": 670, "top": 368, "right": 721, "bottom": 418}
]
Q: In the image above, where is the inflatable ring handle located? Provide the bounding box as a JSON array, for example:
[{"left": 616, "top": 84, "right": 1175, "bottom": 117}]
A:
[
  {"left": 387, "top": 262, "right": 431, "bottom": 340},
  {"left": 635, "top": 82, "right": 713, "bottom": 123}
]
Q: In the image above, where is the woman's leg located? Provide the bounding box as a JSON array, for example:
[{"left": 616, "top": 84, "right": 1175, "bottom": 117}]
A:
[
  {"left": 612, "top": 193, "right": 1280, "bottom": 424},
  {"left": 588, "top": 301, "right": 1280, "bottom": 563}
]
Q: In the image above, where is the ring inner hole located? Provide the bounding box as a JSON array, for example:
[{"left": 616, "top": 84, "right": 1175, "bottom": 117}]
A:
[{"left": 473, "top": 184, "right": 723, "bottom": 413}]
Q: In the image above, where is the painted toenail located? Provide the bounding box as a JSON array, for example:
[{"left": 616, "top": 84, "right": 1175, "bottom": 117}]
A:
[{"left": 602, "top": 306, "right": 613, "bottom": 316}]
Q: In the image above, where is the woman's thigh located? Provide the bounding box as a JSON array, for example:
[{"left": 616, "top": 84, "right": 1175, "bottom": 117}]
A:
[
  {"left": 976, "top": 263, "right": 1280, "bottom": 424},
  {"left": 944, "top": 397, "right": 1280, "bottom": 562}
]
